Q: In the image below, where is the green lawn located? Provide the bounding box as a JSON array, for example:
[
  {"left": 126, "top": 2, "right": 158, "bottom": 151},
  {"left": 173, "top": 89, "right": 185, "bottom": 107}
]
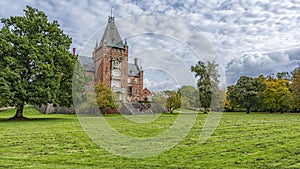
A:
[{"left": 0, "top": 107, "right": 300, "bottom": 168}]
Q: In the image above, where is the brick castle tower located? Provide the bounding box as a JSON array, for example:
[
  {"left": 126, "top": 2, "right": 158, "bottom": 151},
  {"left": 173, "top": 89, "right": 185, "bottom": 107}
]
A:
[{"left": 92, "top": 14, "right": 146, "bottom": 102}]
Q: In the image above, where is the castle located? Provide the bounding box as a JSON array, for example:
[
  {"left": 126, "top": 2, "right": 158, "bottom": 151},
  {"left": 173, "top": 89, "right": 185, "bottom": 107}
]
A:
[{"left": 79, "top": 15, "right": 151, "bottom": 103}]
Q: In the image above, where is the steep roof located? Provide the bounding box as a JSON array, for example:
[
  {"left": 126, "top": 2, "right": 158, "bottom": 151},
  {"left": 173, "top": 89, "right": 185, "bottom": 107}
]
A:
[
  {"left": 100, "top": 16, "right": 124, "bottom": 49},
  {"left": 128, "top": 63, "right": 140, "bottom": 77},
  {"left": 78, "top": 56, "right": 94, "bottom": 72}
]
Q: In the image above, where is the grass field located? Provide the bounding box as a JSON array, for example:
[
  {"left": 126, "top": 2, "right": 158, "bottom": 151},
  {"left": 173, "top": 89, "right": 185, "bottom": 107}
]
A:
[{"left": 0, "top": 106, "right": 300, "bottom": 168}]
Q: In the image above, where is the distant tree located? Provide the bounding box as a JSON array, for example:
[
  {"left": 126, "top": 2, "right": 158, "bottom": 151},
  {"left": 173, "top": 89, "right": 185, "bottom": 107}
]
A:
[
  {"left": 94, "top": 82, "right": 120, "bottom": 114},
  {"left": 178, "top": 85, "right": 198, "bottom": 110},
  {"left": 164, "top": 90, "right": 181, "bottom": 114},
  {"left": 0, "top": 6, "right": 77, "bottom": 119},
  {"left": 151, "top": 92, "right": 167, "bottom": 113},
  {"left": 224, "top": 95, "right": 232, "bottom": 112},
  {"left": 72, "top": 61, "right": 93, "bottom": 112},
  {"left": 226, "top": 85, "right": 239, "bottom": 111},
  {"left": 232, "top": 76, "right": 265, "bottom": 114},
  {"left": 191, "top": 61, "right": 220, "bottom": 113},
  {"left": 291, "top": 65, "right": 300, "bottom": 111},
  {"left": 276, "top": 71, "right": 292, "bottom": 81},
  {"left": 260, "top": 78, "right": 291, "bottom": 113}
]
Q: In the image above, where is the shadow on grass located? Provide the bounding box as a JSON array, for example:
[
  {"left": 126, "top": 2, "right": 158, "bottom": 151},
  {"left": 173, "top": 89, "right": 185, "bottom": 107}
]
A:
[{"left": 0, "top": 117, "right": 72, "bottom": 122}]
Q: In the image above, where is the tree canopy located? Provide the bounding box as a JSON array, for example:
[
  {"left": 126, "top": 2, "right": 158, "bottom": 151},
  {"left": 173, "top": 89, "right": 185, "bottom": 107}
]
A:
[
  {"left": 260, "top": 78, "right": 291, "bottom": 113},
  {"left": 191, "top": 61, "right": 220, "bottom": 113},
  {"left": 291, "top": 65, "right": 300, "bottom": 111},
  {"left": 178, "top": 85, "right": 198, "bottom": 110},
  {"left": 164, "top": 90, "right": 181, "bottom": 114},
  {"left": 226, "top": 72, "right": 299, "bottom": 113},
  {"left": 227, "top": 76, "right": 265, "bottom": 114},
  {"left": 94, "top": 82, "right": 121, "bottom": 114},
  {"left": 0, "top": 6, "right": 77, "bottom": 118}
]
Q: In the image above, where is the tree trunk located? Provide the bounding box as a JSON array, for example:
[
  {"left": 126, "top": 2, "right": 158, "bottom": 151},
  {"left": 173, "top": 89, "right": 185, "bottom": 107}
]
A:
[
  {"left": 246, "top": 107, "right": 250, "bottom": 114},
  {"left": 44, "top": 104, "right": 48, "bottom": 114},
  {"left": 203, "top": 107, "right": 208, "bottom": 114},
  {"left": 280, "top": 108, "right": 284, "bottom": 114},
  {"left": 13, "top": 103, "right": 25, "bottom": 119}
]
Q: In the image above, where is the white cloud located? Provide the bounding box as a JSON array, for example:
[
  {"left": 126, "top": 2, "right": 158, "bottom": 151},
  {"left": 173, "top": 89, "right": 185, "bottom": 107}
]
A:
[
  {"left": 1, "top": 0, "right": 300, "bottom": 87},
  {"left": 226, "top": 49, "right": 300, "bottom": 85}
]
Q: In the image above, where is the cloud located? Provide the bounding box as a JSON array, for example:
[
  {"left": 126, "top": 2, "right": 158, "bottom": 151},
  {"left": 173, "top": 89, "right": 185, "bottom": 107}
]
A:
[
  {"left": 226, "top": 48, "right": 300, "bottom": 85},
  {"left": 1, "top": 0, "right": 300, "bottom": 87}
]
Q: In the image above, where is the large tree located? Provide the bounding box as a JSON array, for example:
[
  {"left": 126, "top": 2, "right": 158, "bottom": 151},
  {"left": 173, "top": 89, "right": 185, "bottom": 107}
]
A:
[
  {"left": 191, "top": 61, "right": 219, "bottom": 113},
  {"left": 230, "top": 76, "right": 265, "bottom": 114},
  {"left": 0, "top": 6, "right": 77, "bottom": 118},
  {"left": 260, "top": 78, "right": 291, "bottom": 113},
  {"left": 291, "top": 65, "right": 300, "bottom": 111}
]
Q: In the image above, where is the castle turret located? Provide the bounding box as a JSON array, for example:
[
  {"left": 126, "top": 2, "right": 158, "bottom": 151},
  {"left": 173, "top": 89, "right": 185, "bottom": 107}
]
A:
[{"left": 93, "top": 13, "right": 128, "bottom": 101}]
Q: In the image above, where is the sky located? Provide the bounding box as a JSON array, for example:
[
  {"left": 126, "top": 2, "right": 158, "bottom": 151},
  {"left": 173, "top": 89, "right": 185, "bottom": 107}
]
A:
[{"left": 1, "top": 0, "right": 300, "bottom": 88}]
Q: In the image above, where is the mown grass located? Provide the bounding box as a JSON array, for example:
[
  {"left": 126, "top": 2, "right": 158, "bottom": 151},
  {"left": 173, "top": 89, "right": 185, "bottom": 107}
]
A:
[{"left": 0, "top": 106, "right": 300, "bottom": 168}]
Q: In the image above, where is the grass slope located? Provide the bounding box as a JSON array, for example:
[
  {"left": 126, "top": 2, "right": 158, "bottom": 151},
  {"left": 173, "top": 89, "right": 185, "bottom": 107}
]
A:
[{"left": 0, "top": 107, "right": 300, "bottom": 168}]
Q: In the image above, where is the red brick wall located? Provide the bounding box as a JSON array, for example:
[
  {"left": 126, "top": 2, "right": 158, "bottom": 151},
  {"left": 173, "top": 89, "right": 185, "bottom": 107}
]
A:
[
  {"left": 94, "top": 44, "right": 128, "bottom": 89},
  {"left": 139, "top": 71, "right": 144, "bottom": 100}
]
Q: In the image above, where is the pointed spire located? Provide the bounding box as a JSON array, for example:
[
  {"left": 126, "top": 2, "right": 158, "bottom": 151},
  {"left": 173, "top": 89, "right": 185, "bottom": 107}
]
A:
[
  {"left": 100, "top": 9, "right": 124, "bottom": 49},
  {"left": 124, "top": 38, "right": 128, "bottom": 46},
  {"left": 95, "top": 41, "right": 99, "bottom": 49},
  {"left": 108, "top": 8, "right": 114, "bottom": 22}
]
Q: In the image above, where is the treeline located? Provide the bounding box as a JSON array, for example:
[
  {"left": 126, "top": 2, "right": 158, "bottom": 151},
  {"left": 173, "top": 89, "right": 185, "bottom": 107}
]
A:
[
  {"left": 151, "top": 61, "right": 224, "bottom": 114},
  {"left": 155, "top": 63, "right": 300, "bottom": 114},
  {"left": 226, "top": 65, "right": 300, "bottom": 113}
]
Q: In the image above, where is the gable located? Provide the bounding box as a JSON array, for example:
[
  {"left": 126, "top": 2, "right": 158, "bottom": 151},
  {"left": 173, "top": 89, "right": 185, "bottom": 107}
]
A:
[{"left": 128, "top": 63, "right": 140, "bottom": 76}]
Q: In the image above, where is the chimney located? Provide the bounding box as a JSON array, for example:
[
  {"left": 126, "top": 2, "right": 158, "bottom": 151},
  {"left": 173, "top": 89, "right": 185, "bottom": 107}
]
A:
[
  {"left": 73, "top": 48, "right": 76, "bottom": 55},
  {"left": 134, "top": 58, "right": 138, "bottom": 66}
]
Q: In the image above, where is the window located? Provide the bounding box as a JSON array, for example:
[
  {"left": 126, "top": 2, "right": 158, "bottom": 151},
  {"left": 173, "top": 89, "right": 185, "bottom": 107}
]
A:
[
  {"left": 128, "top": 86, "right": 132, "bottom": 95},
  {"left": 135, "top": 89, "right": 138, "bottom": 94}
]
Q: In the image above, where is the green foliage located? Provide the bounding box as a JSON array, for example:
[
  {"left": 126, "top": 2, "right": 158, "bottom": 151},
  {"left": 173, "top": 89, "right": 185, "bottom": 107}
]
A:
[
  {"left": 0, "top": 6, "right": 77, "bottom": 118},
  {"left": 191, "top": 61, "right": 220, "bottom": 113},
  {"left": 260, "top": 78, "right": 291, "bottom": 113},
  {"left": 291, "top": 65, "right": 300, "bottom": 110},
  {"left": 228, "top": 76, "right": 265, "bottom": 114},
  {"left": 94, "top": 82, "right": 120, "bottom": 113},
  {"left": 164, "top": 90, "right": 181, "bottom": 113},
  {"left": 72, "top": 61, "right": 95, "bottom": 114},
  {"left": 227, "top": 70, "right": 300, "bottom": 113},
  {"left": 72, "top": 61, "right": 91, "bottom": 106},
  {"left": 0, "top": 77, "right": 12, "bottom": 106},
  {"left": 226, "top": 85, "right": 238, "bottom": 111},
  {"left": 178, "top": 85, "right": 199, "bottom": 110},
  {"left": 151, "top": 91, "right": 167, "bottom": 112},
  {"left": 276, "top": 71, "right": 292, "bottom": 81}
]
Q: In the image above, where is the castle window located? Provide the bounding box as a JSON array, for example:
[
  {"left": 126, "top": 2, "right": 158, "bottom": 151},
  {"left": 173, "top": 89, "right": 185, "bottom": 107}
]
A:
[{"left": 128, "top": 86, "right": 132, "bottom": 95}]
